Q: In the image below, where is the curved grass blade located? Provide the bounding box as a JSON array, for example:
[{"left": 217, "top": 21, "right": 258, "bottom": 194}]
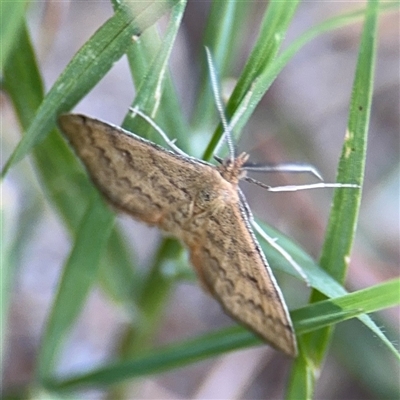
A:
[
  {"left": 202, "top": 0, "right": 300, "bottom": 160},
  {"left": 202, "top": 3, "right": 397, "bottom": 160},
  {"left": 124, "top": 30, "right": 188, "bottom": 149},
  {"left": 48, "top": 278, "right": 399, "bottom": 390}
]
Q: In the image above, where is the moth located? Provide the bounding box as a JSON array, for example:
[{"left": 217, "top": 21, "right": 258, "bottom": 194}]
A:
[{"left": 57, "top": 112, "right": 299, "bottom": 357}]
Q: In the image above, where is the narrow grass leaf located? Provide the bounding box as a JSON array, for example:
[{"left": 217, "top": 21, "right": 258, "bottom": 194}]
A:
[
  {"left": 193, "top": 1, "right": 246, "bottom": 129},
  {"left": 3, "top": 23, "right": 138, "bottom": 305},
  {"left": 293, "top": 278, "right": 400, "bottom": 334},
  {"left": 39, "top": 193, "right": 115, "bottom": 381},
  {"left": 0, "top": 0, "right": 29, "bottom": 69},
  {"left": 203, "top": 0, "right": 300, "bottom": 160},
  {"left": 49, "top": 278, "right": 398, "bottom": 389},
  {"left": 2, "top": 1, "right": 177, "bottom": 177},
  {"left": 305, "top": 0, "right": 379, "bottom": 356},
  {"left": 290, "top": 0, "right": 381, "bottom": 397},
  {"left": 121, "top": 0, "right": 187, "bottom": 143}
]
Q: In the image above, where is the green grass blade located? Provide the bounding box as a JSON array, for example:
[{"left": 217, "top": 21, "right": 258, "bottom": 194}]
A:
[
  {"left": 230, "top": 0, "right": 299, "bottom": 107},
  {"left": 1, "top": 1, "right": 178, "bottom": 177},
  {"left": 38, "top": 193, "right": 115, "bottom": 380},
  {"left": 334, "top": 320, "right": 400, "bottom": 399},
  {"left": 293, "top": 278, "right": 400, "bottom": 334},
  {"left": 116, "top": 0, "right": 188, "bottom": 143},
  {"left": 121, "top": 0, "right": 187, "bottom": 143},
  {"left": 48, "top": 278, "right": 399, "bottom": 389},
  {"left": 126, "top": 37, "right": 188, "bottom": 149},
  {"left": 116, "top": 238, "right": 184, "bottom": 359},
  {"left": 3, "top": 22, "right": 137, "bottom": 305},
  {"left": 289, "top": 0, "right": 381, "bottom": 397},
  {"left": 307, "top": 0, "right": 379, "bottom": 356},
  {"left": 109, "top": 2, "right": 189, "bottom": 363},
  {"left": 50, "top": 327, "right": 257, "bottom": 390},
  {"left": 202, "top": 2, "right": 397, "bottom": 160},
  {"left": 192, "top": 1, "right": 247, "bottom": 130},
  {"left": 203, "top": 0, "right": 300, "bottom": 160},
  {"left": 0, "top": 0, "right": 29, "bottom": 70}
]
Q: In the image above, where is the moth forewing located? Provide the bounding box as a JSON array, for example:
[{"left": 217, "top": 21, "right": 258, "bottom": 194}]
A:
[{"left": 57, "top": 113, "right": 298, "bottom": 357}]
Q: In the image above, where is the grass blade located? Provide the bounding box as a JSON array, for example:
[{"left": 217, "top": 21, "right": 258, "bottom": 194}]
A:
[
  {"left": 38, "top": 193, "right": 115, "bottom": 380},
  {"left": 288, "top": 0, "right": 381, "bottom": 397},
  {"left": 0, "top": 0, "right": 29, "bottom": 69},
  {"left": 2, "top": 1, "right": 178, "bottom": 177},
  {"left": 193, "top": 1, "right": 248, "bottom": 130},
  {"left": 121, "top": 0, "right": 187, "bottom": 142},
  {"left": 3, "top": 21, "right": 138, "bottom": 304},
  {"left": 202, "top": 0, "right": 300, "bottom": 160},
  {"left": 49, "top": 278, "right": 399, "bottom": 389}
]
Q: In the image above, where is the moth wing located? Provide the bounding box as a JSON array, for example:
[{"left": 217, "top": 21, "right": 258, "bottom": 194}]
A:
[
  {"left": 188, "top": 201, "right": 297, "bottom": 357},
  {"left": 58, "top": 114, "right": 204, "bottom": 226}
]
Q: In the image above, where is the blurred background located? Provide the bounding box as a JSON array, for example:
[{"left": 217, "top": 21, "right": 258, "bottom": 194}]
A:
[{"left": 2, "top": 1, "right": 399, "bottom": 399}]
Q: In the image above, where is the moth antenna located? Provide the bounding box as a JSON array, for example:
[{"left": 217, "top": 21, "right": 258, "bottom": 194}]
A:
[
  {"left": 243, "top": 176, "right": 359, "bottom": 192},
  {"left": 251, "top": 219, "right": 310, "bottom": 284},
  {"left": 130, "top": 106, "right": 190, "bottom": 158},
  {"left": 243, "top": 162, "right": 323, "bottom": 181},
  {"left": 263, "top": 182, "right": 360, "bottom": 192},
  {"left": 238, "top": 189, "right": 309, "bottom": 284},
  {"left": 205, "top": 47, "right": 235, "bottom": 161}
]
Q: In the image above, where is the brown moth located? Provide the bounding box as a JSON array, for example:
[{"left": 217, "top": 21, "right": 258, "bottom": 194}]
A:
[{"left": 58, "top": 114, "right": 298, "bottom": 357}]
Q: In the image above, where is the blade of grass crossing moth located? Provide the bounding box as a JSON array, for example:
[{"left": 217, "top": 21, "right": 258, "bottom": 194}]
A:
[
  {"left": 112, "top": 1, "right": 189, "bottom": 363},
  {"left": 1, "top": 1, "right": 179, "bottom": 177},
  {"left": 124, "top": 25, "right": 188, "bottom": 145},
  {"left": 116, "top": 0, "right": 188, "bottom": 142},
  {"left": 122, "top": 0, "right": 187, "bottom": 145},
  {"left": 287, "top": 1, "right": 380, "bottom": 398},
  {"left": 38, "top": 193, "right": 115, "bottom": 382}
]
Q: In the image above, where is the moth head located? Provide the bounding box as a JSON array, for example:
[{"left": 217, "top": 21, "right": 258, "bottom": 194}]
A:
[{"left": 215, "top": 152, "right": 249, "bottom": 184}]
